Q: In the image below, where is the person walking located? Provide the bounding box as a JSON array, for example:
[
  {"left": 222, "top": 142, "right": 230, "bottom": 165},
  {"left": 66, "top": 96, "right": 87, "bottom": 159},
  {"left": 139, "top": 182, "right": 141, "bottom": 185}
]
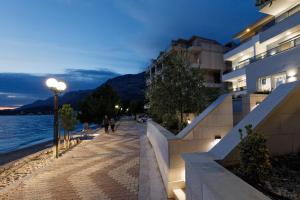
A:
[
  {"left": 83, "top": 122, "right": 89, "bottom": 139},
  {"left": 110, "top": 118, "right": 115, "bottom": 132},
  {"left": 103, "top": 115, "right": 110, "bottom": 133}
]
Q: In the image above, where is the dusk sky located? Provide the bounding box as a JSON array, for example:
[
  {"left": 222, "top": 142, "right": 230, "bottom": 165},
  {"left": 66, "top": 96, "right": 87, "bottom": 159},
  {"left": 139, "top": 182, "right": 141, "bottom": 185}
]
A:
[{"left": 0, "top": 0, "right": 264, "bottom": 107}]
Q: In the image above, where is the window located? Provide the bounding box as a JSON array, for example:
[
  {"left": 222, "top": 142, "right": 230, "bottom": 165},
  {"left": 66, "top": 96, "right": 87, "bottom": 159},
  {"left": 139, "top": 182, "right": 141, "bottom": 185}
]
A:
[
  {"left": 233, "top": 78, "right": 247, "bottom": 91},
  {"left": 273, "top": 73, "right": 286, "bottom": 88},
  {"left": 258, "top": 76, "right": 272, "bottom": 92},
  {"left": 257, "top": 72, "right": 287, "bottom": 92}
]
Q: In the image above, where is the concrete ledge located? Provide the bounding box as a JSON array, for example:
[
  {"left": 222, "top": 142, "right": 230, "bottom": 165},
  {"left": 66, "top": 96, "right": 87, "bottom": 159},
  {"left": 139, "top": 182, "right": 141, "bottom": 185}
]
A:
[
  {"left": 182, "top": 152, "right": 270, "bottom": 200},
  {"left": 147, "top": 120, "right": 173, "bottom": 194}
]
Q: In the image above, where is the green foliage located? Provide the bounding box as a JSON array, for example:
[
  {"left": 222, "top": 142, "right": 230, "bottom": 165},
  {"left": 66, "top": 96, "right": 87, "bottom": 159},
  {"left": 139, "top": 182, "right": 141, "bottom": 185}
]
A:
[
  {"left": 162, "top": 113, "right": 179, "bottom": 132},
  {"left": 59, "top": 104, "right": 77, "bottom": 149},
  {"left": 147, "top": 49, "right": 223, "bottom": 132},
  {"left": 238, "top": 124, "right": 272, "bottom": 184},
  {"left": 129, "top": 100, "right": 144, "bottom": 119},
  {"left": 59, "top": 104, "right": 77, "bottom": 132},
  {"left": 255, "top": 0, "right": 273, "bottom": 7},
  {"left": 78, "top": 84, "right": 120, "bottom": 124}
]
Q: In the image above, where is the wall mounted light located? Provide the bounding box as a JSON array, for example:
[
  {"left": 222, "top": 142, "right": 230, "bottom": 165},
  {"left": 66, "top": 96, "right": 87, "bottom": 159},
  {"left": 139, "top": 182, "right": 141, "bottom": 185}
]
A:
[
  {"left": 287, "top": 68, "right": 298, "bottom": 82},
  {"left": 214, "top": 135, "right": 222, "bottom": 146},
  {"left": 187, "top": 119, "right": 192, "bottom": 124},
  {"left": 288, "top": 76, "right": 297, "bottom": 83},
  {"left": 215, "top": 135, "right": 221, "bottom": 140},
  {"left": 270, "top": 51, "right": 276, "bottom": 56}
]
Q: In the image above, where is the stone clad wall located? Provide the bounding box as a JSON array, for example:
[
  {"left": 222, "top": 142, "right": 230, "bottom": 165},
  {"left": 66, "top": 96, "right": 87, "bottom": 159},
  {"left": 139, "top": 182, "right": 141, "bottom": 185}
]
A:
[
  {"left": 168, "top": 95, "right": 233, "bottom": 192},
  {"left": 256, "top": 86, "right": 300, "bottom": 155},
  {"left": 147, "top": 94, "right": 233, "bottom": 198}
]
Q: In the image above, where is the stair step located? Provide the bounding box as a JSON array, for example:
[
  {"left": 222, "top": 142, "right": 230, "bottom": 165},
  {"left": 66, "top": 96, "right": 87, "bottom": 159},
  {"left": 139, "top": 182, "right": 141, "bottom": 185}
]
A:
[{"left": 173, "top": 188, "right": 186, "bottom": 200}]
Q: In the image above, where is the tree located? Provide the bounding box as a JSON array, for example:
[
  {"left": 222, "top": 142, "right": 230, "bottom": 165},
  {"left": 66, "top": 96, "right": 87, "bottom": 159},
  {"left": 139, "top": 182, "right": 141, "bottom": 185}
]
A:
[
  {"left": 238, "top": 124, "right": 272, "bottom": 184},
  {"left": 78, "top": 84, "right": 120, "bottom": 124},
  {"left": 129, "top": 100, "right": 144, "bottom": 119},
  {"left": 255, "top": 0, "right": 273, "bottom": 7},
  {"left": 147, "top": 50, "right": 222, "bottom": 132},
  {"left": 59, "top": 104, "right": 77, "bottom": 149}
]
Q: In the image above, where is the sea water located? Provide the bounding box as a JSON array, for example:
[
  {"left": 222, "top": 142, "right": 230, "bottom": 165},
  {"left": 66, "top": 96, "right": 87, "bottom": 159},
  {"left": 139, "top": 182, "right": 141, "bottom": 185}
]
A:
[{"left": 0, "top": 115, "right": 86, "bottom": 154}]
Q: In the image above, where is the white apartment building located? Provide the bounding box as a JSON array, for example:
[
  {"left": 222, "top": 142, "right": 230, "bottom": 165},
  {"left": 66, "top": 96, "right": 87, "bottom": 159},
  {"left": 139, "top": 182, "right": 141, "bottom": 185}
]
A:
[
  {"left": 223, "top": 0, "right": 300, "bottom": 95},
  {"left": 147, "top": 1, "right": 300, "bottom": 199}
]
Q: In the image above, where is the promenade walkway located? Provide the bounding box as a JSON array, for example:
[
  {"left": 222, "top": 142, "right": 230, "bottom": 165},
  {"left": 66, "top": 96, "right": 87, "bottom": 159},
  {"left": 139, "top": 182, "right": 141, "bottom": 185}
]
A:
[{"left": 0, "top": 119, "right": 163, "bottom": 200}]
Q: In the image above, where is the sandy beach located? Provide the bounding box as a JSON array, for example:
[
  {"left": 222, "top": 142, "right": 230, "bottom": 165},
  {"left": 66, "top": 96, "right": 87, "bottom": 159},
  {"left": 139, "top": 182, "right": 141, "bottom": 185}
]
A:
[
  {"left": 0, "top": 131, "right": 93, "bottom": 190},
  {"left": 0, "top": 140, "right": 53, "bottom": 166}
]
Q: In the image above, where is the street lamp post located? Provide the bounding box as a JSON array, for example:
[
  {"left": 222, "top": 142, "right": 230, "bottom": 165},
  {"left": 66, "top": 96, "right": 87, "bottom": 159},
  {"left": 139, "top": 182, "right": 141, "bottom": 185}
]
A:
[{"left": 46, "top": 78, "right": 67, "bottom": 158}]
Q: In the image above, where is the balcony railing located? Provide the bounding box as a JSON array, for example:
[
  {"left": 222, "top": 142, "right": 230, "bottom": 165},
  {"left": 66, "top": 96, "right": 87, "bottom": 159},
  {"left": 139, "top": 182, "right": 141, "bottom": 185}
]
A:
[
  {"left": 231, "top": 86, "right": 247, "bottom": 94},
  {"left": 225, "top": 35, "right": 300, "bottom": 75},
  {"left": 229, "top": 4, "right": 299, "bottom": 51},
  {"left": 275, "top": 3, "right": 300, "bottom": 23},
  {"left": 233, "top": 59, "right": 251, "bottom": 71}
]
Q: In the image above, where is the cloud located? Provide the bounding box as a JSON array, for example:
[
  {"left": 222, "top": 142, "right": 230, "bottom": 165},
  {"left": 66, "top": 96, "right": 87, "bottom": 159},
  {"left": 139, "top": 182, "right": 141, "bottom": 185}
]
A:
[
  {"left": 0, "top": 38, "right": 146, "bottom": 75},
  {"left": 0, "top": 69, "right": 120, "bottom": 107}
]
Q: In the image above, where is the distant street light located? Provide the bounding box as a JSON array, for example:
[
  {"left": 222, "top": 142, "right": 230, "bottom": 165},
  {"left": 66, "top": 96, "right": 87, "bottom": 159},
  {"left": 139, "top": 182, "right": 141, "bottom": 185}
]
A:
[
  {"left": 115, "top": 105, "right": 120, "bottom": 109},
  {"left": 46, "top": 78, "right": 67, "bottom": 158}
]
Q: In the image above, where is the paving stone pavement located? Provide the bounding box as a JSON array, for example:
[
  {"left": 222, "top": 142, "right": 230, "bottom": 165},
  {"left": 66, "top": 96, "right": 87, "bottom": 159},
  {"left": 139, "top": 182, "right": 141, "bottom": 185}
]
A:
[{"left": 0, "top": 119, "right": 141, "bottom": 200}]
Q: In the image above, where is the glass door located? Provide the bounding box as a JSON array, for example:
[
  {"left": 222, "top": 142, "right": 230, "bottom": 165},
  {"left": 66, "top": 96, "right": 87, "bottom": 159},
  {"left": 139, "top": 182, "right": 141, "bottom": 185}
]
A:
[{"left": 273, "top": 73, "right": 286, "bottom": 89}]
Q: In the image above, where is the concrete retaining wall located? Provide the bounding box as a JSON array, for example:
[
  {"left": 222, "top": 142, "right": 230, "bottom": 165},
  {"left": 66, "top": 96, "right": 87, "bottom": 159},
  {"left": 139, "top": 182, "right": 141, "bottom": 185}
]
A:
[
  {"left": 146, "top": 120, "right": 175, "bottom": 192},
  {"left": 147, "top": 94, "right": 233, "bottom": 198}
]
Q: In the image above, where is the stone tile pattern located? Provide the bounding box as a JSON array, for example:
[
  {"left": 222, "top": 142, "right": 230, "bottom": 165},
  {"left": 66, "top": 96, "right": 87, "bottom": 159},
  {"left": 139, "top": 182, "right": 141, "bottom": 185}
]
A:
[{"left": 0, "top": 120, "right": 140, "bottom": 200}]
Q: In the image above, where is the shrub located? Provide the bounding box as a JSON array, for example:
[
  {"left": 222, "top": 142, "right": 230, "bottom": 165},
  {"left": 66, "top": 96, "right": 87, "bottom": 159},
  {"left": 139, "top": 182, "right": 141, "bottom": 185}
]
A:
[
  {"left": 162, "top": 113, "right": 179, "bottom": 132},
  {"left": 238, "top": 124, "right": 272, "bottom": 184},
  {"left": 59, "top": 104, "right": 77, "bottom": 149}
]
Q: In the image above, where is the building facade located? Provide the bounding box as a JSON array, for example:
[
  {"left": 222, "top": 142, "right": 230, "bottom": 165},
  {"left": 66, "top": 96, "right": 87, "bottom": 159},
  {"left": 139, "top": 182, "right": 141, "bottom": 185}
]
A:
[
  {"left": 223, "top": 0, "right": 300, "bottom": 95},
  {"left": 146, "top": 36, "right": 228, "bottom": 88}
]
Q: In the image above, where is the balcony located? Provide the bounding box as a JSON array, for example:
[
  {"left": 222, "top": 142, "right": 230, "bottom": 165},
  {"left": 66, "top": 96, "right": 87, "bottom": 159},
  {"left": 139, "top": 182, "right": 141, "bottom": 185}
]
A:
[
  {"left": 224, "top": 35, "right": 258, "bottom": 60},
  {"left": 259, "top": 0, "right": 300, "bottom": 16},
  {"left": 260, "top": 11, "right": 300, "bottom": 43},
  {"left": 224, "top": 34, "right": 300, "bottom": 76},
  {"left": 256, "top": 34, "right": 300, "bottom": 60},
  {"left": 222, "top": 68, "right": 246, "bottom": 82},
  {"left": 232, "top": 86, "right": 248, "bottom": 96},
  {"left": 275, "top": 3, "right": 300, "bottom": 23}
]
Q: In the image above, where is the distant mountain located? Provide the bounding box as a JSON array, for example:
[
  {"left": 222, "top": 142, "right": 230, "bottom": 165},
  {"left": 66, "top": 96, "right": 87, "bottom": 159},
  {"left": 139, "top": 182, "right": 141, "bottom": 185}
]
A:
[
  {"left": 103, "top": 72, "right": 146, "bottom": 102},
  {"left": 19, "top": 90, "right": 93, "bottom": 111},
  {"left": 0, "top": 72, "right": 146, "bottom": 115}
]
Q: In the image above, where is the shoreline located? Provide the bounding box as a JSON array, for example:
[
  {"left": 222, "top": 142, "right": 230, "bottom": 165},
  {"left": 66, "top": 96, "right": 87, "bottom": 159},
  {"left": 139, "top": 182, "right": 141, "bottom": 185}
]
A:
[
  {"left": 0, "top": 140, "right": 53, "bottom": 166},
  {"left": 0, "top": 128, "right": 100, "bottom": 167}
]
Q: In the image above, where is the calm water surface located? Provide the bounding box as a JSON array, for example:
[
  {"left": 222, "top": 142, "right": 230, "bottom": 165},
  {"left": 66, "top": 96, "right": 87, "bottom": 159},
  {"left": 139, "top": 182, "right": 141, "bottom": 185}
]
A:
[{"left": 0, "top": 115, "right": 84, "bottom": 154}]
